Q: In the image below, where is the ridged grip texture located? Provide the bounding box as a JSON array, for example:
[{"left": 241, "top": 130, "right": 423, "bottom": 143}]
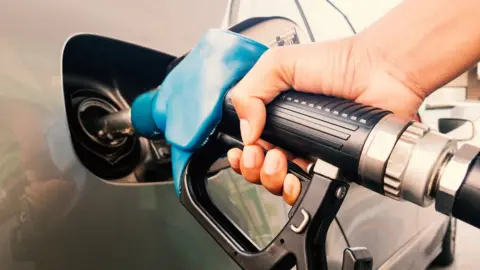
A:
[{"left": 220, "top": 90, "right": 392, "bottom": 177}]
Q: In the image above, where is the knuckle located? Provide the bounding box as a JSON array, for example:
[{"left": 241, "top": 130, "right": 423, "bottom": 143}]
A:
[
  {"left": 256, "top": 140, "right": 274, "bottom": 150},
  {"left": 260, "top": 47, "right": 282, "bottom": 63},
  {"left": 231, "top": 89, "right": 249, "bottom": 109}
]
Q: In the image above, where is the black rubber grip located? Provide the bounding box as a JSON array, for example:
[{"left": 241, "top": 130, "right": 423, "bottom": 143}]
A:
[
  {"left": 219, "top": 90, "right": 391, "bottom": 178},
  {"left": 452, "top": 155, "right": 480, "bottom": 229}
]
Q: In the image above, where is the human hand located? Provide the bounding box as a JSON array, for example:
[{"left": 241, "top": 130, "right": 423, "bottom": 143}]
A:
[{"left": 227, "top": 36, "right": 427, "bottom": 205}]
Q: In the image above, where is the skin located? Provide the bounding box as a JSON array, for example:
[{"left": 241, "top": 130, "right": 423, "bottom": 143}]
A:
[{"left": 227, "top": 0, "right": 480, "bottom": 205}]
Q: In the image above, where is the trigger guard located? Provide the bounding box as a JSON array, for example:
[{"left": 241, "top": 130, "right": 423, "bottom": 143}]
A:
[
  {"left": 288, "top": 170, "right": 311, "bottom": 219},
  {"left": 180, "top": 138, "right": 350, "bottom": 270}
]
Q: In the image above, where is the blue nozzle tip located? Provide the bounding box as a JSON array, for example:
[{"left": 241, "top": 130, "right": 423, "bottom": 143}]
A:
[{"left": 131, "top": 90, "right": 159, "bottom": 137}]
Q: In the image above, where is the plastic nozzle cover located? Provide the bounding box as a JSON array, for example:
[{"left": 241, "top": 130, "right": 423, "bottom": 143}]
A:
[
  {"left": 130, "top": 29, "right": 268, "bottom": 195},
  {"left": 131, "top": 90, "right": 158, "bottom": 137}
]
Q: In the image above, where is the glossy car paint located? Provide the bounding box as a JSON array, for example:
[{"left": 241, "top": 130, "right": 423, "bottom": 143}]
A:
[
  {"left": 0, "top": 1, "right": 449, "bottom": 270},
  {"left": 0, "top": 1, "right": 239, "bottom": 269}
]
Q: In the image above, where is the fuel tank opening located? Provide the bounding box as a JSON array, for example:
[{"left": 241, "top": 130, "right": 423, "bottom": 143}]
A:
[
  {"left": 65, "top": 77, "right": 142, "bottom": 180},
  {"left": 77, "top": 97, "right": 129, "bottom": 148},
  {"left": 62, "top": 34, "right": 177, "bottom": 183}
]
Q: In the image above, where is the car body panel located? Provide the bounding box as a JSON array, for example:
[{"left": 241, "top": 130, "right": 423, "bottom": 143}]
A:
[
  {"left": 378, "top": 219, "right": 446, "bottom": 270},
  {"left": 0, "top": 1, "right": 239, "bottom": 270},
  {"left": 335, "top": 184, "right": 419, "bottom": 269}
]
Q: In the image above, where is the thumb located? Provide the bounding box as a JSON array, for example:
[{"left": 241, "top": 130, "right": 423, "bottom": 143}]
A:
[
  {"left": 233, "top": 95, "right": 266, "bottom": 145},
  {"left": 231, "top": 46, "right": 298, "bottom": 145}
]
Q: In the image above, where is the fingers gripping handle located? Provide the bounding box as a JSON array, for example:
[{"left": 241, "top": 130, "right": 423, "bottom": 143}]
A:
[
  {"left": 180, "top": 139, "right": 350, "bottom": 270},
  {"left": 221, "top": 90, "right": 392, "bottom": 179},
  {"left": 216, "top": 132, "right": 315, "bottom": 220}
]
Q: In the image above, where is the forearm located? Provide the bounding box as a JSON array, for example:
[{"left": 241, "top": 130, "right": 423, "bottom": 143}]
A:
[{"left": 357, "top": 0, "right": 480, "bottom": 97}]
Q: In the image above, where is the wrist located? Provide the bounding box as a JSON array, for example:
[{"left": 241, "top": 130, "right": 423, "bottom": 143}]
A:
[
  {"left": 352, "top": 34, "right": 432, "bottom": 100},
  {"left": 347, "top": 35, "right": 425, "bottom": 120}
]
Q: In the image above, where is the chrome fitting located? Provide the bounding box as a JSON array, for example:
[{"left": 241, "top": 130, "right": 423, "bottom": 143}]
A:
[
  {"left": 359, "top": 114, "right": 410, "bottom": 193},
  {"left": 435, "top": 144, "right": 480, "bottom": 215},
  {"left": 384, "top": 122, "right": 456, "bottom": 207},
  {"left": 384, "top": 122, "right": 429, "bottom": 200}
]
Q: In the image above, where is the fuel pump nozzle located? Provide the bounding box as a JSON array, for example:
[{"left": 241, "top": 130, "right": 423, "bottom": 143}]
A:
[
  {"left": 378, "top": 123, "right": 480, "bottom": 226},
  {"left": 93, "top": 109, "right": 134, "bottom": 141},
  {"left": 98, "top": 28, "right": 480, "bottom": 270},
  {"left": 220, "top": 90, "right": 480, "bottom": 228}
]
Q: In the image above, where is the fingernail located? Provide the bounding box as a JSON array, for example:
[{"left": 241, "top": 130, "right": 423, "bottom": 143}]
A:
[
  {"left": 243, "top": 147, "right": 256, "bottom": 169},
  {"left": 228, "top": 151, "right": 240, "bottom": 169},
  {"left": 264, "top": 155, "right": 279, "bottom": 175},
  {"left": 284, "top": 177, "right": 294, "bottom": 195},
  {"left": 240, "top": 119, "right": 251, "bottom": 144}
]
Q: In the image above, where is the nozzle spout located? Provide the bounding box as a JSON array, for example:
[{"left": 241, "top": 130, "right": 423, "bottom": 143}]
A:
[{"left": 94, "top": 109, "right": 134, "bottom": 140}]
